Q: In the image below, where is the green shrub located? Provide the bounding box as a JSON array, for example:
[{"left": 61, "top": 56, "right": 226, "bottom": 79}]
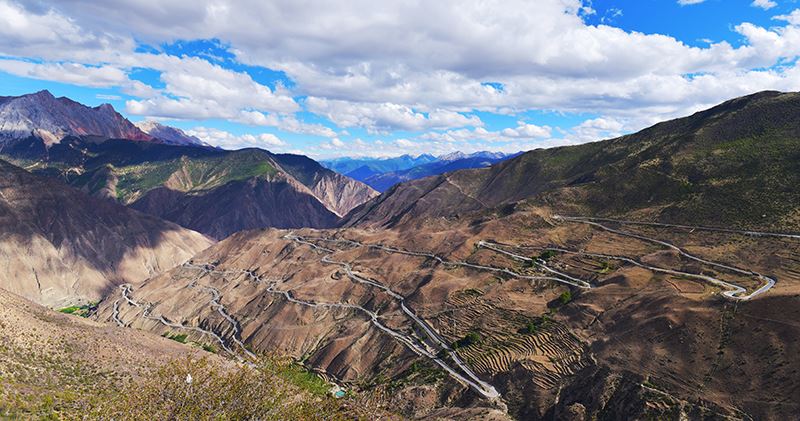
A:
[
  {"left": 453, "top": 332, "right": 483, "bottom": 349},
  {"left": 538, "top": 250, "right": 558, "bottom": 260},
  {"left": 559, "top": 291, "right": 573, "bottom": 305}
]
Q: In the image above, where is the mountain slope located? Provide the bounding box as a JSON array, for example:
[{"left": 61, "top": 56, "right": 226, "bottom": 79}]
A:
[
  {"left": 77, "top": 146, "right": 376, "bottom": 238},
  {"left": 8, "top": 140, "right": 376, "bottom": 239},
  {"left": 344, "top": 91, "right": 800, "bottom": 231},
  {"left": 0, "top": 159, "right": 213, "bottom": 307},
  {"left": 0, "top": 90, "right": 151, "bottom": 146}
]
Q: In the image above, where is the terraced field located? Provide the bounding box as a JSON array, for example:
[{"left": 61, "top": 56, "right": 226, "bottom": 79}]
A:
[{"left": 436, "top": 290, "right": 592, "bottom": 390}]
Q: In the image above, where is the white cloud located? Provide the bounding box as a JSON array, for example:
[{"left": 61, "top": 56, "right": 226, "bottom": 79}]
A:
[
  {"left": 236, "top": 110, "right": 337, "bottom": 137},
  {"left": 421, "top": 121, "right": 551, "bottom": 143},
  {"left": 774, "top": 9, "right": 800, "bottom": 25},
  {"left": 185, "top": 127, "right": 287, "bottom": 150},
  {"left": 305, "top": 97, "right": 483, "bottom": 132},
  {"left": 0, "top": 60, "right": 127, "bottom": 87},
  {"left": 751, "top": 0, "right": 777, "bottom": 10},
  {"left": 394, "top": 138, "right": 415, "bottom": 148},
  {"left": 3, "top": 0, "right": 800, "bottom": 157},
  {"left": 677, "top": 0, "right": 706, "bottom": 5}
]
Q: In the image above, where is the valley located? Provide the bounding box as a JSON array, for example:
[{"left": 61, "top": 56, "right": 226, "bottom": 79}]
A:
[{"left": 95, "top": 205, "right": 800, "bottom": 419}]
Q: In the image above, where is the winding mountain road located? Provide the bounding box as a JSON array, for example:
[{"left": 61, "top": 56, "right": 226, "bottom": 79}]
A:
[
  {"left": 552, "top": 215, "right": 776, "bottom": 300},
  {"left": 308, "top": 236, "right": 584, "bottom": 288},
  {"left": 284, "top": 233, "right": 501, "bottom": 399},
  {"left": 115, "top": 281, "right": 244, "bottom": 360},
  {"left": 555, "top": 215, "right": 800, "bottom": 240}
]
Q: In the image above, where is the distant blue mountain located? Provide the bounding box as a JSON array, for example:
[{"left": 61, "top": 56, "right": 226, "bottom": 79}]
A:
[
  {"left": 324, "top": 151, "right": 520, "bottom": 192},
  {"left": 321, "top": 154, "right": 438, "bottom": 176}
]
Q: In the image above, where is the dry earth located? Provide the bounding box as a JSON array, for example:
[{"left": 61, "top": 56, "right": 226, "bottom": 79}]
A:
[{"left": 95, "top": 206, "right": 800, "bottom": 419}]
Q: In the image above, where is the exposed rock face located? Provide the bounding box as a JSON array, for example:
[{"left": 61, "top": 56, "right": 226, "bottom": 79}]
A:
[
  {"left": 0, "top": 159, "right": 213, "bottom": 307},
  {"left": 135, "top": 120, "right": 208, "bottom": 146},
  {"left": 0, "top": 90, "right": 152, "bottom": 146},
  {"left": 308, "top": 170, "right": 379, "bottom": 216},
  {"left": 269, "top": 153, "right": 378, "bottom": 217}
]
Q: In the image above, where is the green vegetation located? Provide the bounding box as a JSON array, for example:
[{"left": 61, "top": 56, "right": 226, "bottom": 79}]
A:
[
  {"left": 519, "top": 320, "right": 538, "bottom": 335},
  {"left": 452, "top": 331, "right": 483, "bottom": 349},
  {"left": 559, "top": 291, "right": 573, "bottom": 305},
  {"left": 389, "top": 360, "right": 446, "bottom": 391},
  {"left": 518, "top": 313, "right": 555, "bottom": 335},
  {"left": 598, "top": 259, "right": 614, "bottom": 274},
  {"left": 201, "top": 344, "right": 217, "bottom": 353},
  {"left": 57, "top": 302, "right": 97, "bottom": 318},
  {"left": 162, "top": 332, "right": 188, "bottom": 344},
  {"left": 538, "top": 250, "right": 558, "bottom": 260},
  {"left": 85, "top": 150, "right": 279, "bottom": 203},
  {"left": 276, "top": 362, "right": 331, "bottom": 396},
  {"left": 1, "top": 356, "right": 382, "bottom": 419}
]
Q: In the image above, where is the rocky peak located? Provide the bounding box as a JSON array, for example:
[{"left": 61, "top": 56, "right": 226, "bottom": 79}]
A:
[
  {"left": 0, "top": 91, "right": 152, "bottom": 144},
  {"left": 134, "top": 120, "right": 207, "bottom": 146}
]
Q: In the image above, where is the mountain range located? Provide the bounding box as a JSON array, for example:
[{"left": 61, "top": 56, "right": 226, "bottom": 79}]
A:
[
  {"left": 0, "top": 91, "right": 377, "bottom": 239},
  {"left": 322, "top": 151, "right": 519, "bottom": 192},
  {"left": 345, "top": 91, "right": 800, "bottom": 231},
  {"left": 3, "top": 90, "right": 800, "bottom": 420}
]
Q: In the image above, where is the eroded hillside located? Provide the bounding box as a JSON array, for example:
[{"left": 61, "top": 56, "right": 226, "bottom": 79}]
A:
[{"left": 96, "top": 205, "right": 800, "bottom": 419}]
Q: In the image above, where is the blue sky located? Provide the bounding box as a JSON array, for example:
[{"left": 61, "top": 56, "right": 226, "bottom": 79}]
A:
[{"left": 1, "top": 0, "right": 800, "bottom": 158}]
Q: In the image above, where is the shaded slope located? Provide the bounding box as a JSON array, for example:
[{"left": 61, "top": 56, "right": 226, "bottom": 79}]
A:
[
  {"left": 130, "top": 175, "right": 340, "bottom": 239},
  {"left": 0, "top": 159, "right": 213, "bottom": 307},
  {"left": 3, "top": 140, "right": 375, "bottom": 239},
  {"left": 344, "top": 91, "right": 800, "bottom": 231}
]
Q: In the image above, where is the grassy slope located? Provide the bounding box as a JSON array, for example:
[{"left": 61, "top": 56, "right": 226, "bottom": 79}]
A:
[{"left": 72, "top": 149, "right": 280, "bottom": 203}]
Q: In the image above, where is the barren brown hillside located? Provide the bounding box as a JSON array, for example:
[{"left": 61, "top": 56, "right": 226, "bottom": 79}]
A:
[{"left": 96, "top": 204, "right": 800, "bottom": 419}]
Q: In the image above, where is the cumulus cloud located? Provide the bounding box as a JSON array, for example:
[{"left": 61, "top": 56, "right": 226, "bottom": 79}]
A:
[
  {"left": 4, "top": 0, "right": 800, "bottom": 154},
  {"left": 305, "top": 97, "right": 483, "bottom": 132},
  {"left": 677, "top": 0, "right": 706, "bottom": 5},
  {"left": 236, "top": 110, "right": 337, "bottom": 137},
  {"left": 751, "top": 0, "right": 777, "bottom": 10},
  {"left": 185, "top": 127, "right": 287, "bottom": 150},
  {"left": 420, "top": 121, "right": 551, "bottom": 144},
  {"left": 774, "top": 9, "right": 800, "bottom": 25},
  {"left": 0, "top": 60, "right": 127, "bottom": 87}
]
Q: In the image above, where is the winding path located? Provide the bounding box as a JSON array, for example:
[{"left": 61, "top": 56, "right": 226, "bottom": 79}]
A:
[
  {"left": 552, "top": 216, "right": 776, "bottom": 300},
  {"left": 555, "top": 215, "right": 800, "bottom": 240},
  {"left": 284, "top": 233, "right": 501, "bottom": 399},
  {"left": 114, "top": 281, "right": 244, "bottom": 360},
  {"left": 308, "top": 236, "right": 585, "bottom": 288}
]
